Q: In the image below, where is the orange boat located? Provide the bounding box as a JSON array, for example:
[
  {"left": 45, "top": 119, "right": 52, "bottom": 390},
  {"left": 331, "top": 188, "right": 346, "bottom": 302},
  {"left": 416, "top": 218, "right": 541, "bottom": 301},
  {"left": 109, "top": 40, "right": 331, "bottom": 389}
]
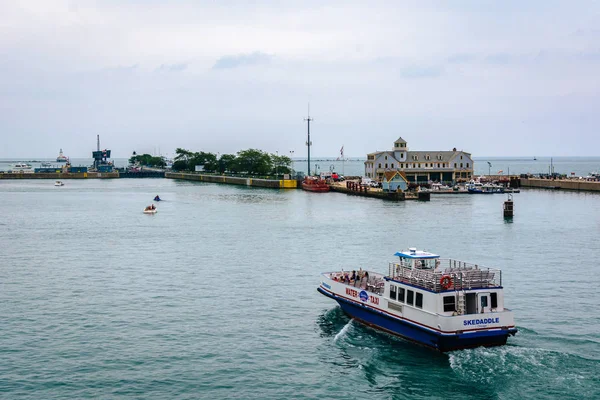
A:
[{"left": 302, "top": 177, "right": 330, "bottom": 192}]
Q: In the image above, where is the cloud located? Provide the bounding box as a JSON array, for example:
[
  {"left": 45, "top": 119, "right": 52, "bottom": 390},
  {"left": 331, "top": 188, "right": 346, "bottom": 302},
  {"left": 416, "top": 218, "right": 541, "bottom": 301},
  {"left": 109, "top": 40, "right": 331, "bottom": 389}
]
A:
[
  {"left": 447, "top": 53, "right": 478, "bottom": 64},
  {"left": 400, "top": 65, "right": 444, "bottom": 79},
  {"left": 156, "top": 63, "right": 188, "bottom": 72},
  {"left": 212, "top": 52, "right": 272, "bottom": 70}
]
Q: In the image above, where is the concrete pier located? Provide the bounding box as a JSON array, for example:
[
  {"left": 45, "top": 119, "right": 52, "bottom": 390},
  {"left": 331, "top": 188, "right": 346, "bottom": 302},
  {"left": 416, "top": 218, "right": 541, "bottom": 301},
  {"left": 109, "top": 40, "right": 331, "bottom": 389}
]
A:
[
  {"left": 0, "top": 172, "right": 119, "bottom": 179},
  {"left": 520, "top": 178, "right": 600, "bottom": 192},
  {"left": 165, "top": 172, "right": 298, "bottom": 189}
]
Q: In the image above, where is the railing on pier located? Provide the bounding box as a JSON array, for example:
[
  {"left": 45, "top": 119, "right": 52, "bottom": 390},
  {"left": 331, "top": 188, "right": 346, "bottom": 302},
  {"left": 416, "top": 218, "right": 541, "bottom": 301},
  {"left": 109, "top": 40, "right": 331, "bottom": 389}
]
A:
[{"left": 387, "top": 259, "right": 501, "bottom": 292}]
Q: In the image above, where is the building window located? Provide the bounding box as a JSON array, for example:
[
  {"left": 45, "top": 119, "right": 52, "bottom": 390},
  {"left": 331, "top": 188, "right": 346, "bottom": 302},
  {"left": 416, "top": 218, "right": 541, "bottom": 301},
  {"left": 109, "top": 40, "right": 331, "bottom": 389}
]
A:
[
  {"left": 395, "top": 143, "right": 399, "bottom": 148},
  {"left": 407, "top": 290, "right": 414, "bottom": 306},
  {"left": 460, "top": 155, "right": 463, "bottom": 160},
  {"left": 391, "top": 163, "right": 394, "bottom": 168},
  {"left": 443, "top": 296, "right": 456, "bottom": 312},
  {"left": 385, "top": 163, "right": 388, "bottom": 168},
  {"left": 460, "top": 163, "right": 463, "bottom": 168},
  {"left": 454, "top": 163, "right": 457, "bottom": 168},
  {"left": 378, "top": 163, "right": 382, "bottom": 168},
  {"left": 390, "top": 285, "right": 397, "bottom": 301},
  {"left": 467, "top": 163, "right": 470, "bottom": 168},
  {"left": 426, "top": 155, "right": 430, "bottom": 160},
  {"left": 400, "top": 153, "right": 404, "bottom": 158},
  {"left": 401, "top": 164, "right": 404, "bottom": 168},
  {"left": 491, "top": 293, "right": 498, "bottom": 308},
  {"left": 385, "top": 156, "right": 388, "bottom": 160},
  {"left": 397, "top": 287, "right": 405, "bottom": 303},
  {"left": 415, "top": 292, "right": 423, "bottom": 308}
]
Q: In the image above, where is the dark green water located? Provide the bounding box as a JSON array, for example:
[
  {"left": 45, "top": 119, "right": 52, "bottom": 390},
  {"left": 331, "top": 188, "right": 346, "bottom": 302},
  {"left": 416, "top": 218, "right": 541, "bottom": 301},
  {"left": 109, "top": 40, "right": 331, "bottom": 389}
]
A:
[{"left": 1, "top": 179, "right": 599, "bottom": 399}]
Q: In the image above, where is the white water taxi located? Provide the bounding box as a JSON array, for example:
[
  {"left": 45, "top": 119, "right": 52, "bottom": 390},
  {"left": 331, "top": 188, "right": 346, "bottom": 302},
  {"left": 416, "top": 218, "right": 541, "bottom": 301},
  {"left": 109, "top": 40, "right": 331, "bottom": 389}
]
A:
[
  {"left": 54, "top": 181, "right": 64, "bottom": 186},
  {"left": 318, "top": 248, "right": 517, "bottom": 352}
]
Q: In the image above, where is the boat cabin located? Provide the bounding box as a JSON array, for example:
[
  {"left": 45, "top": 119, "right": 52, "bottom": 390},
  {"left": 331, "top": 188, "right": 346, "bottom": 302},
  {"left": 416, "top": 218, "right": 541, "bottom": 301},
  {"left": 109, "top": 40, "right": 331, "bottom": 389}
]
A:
[{"left": 386, "top": 248, "right": 505, "bottom": 317}]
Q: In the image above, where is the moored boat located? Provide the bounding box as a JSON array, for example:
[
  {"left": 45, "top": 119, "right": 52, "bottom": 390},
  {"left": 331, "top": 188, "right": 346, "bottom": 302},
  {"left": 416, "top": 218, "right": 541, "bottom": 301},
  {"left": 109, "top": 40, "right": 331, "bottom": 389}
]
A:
[
  {"left": 11, "top": 163, "right": 33, "bottom": 172},
  {"left": 467, "top": 183, "right": 504, "bottom": 194},
  {"left": 317, "top": 248, "right": 517, "bottom": 352},
  {"left": 302, "top": 177, "right": 330, "bottom": 192}
]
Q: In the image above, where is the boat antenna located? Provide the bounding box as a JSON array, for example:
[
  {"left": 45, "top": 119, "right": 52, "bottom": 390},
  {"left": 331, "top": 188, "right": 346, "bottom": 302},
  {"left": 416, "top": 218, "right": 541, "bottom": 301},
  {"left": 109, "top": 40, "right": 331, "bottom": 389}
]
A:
[{"left": 304, "top": 103, "right": 313, "bottom": 176}]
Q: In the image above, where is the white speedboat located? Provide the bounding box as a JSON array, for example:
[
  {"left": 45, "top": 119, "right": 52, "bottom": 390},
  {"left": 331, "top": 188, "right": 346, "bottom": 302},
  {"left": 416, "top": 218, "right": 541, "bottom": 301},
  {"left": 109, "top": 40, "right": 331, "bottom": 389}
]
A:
[
  {"left": 318, "top": 247, "right": 517, "bottom": 352},
  {"left": 12, "top": 163, "right": 33, "bottom": 171},
  {"left": 54, "top": 181, "right": 64, "bottom": 186},
  {"left": 143, "top": 205, "right": 157, "bottom": 214}
]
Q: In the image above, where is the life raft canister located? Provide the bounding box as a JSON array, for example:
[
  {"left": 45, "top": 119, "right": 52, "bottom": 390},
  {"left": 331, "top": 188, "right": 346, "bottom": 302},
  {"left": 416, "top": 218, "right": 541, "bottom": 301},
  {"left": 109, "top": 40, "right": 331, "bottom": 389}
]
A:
[{"left": 440, "top": 275, "right": 453, "bottom": 289}]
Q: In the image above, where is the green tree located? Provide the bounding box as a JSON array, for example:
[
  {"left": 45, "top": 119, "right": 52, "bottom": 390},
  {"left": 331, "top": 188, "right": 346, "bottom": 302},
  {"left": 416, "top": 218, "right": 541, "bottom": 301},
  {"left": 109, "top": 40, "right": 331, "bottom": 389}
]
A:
[
  {"left": 218, "top": 154, "right": 236, "bottom": 173},
  {"left": 129, "top": 154, "right": 166, "bottom": 167},
  {"left": 174, "top": 148, "right": 194, "bottom": 162},
  {"left": 234, "top": 149, "right": 272, "bottom": 175},
  {"left": 189, "top": 151, "right": 217, "bottom": 172},
  {"left": 270, "top": 154, "right": 292, "bottom": 175}
]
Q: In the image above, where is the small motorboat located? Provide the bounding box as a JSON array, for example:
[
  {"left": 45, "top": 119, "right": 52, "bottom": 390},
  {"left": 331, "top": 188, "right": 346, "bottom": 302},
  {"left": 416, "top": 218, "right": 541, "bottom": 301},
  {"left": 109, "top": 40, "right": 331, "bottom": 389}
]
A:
[
  {"left": 143, "top": 204, "right": 157, "bottom": 214},
  {"left": 54, "top": 181, "right": 64, "bottom": 186}
]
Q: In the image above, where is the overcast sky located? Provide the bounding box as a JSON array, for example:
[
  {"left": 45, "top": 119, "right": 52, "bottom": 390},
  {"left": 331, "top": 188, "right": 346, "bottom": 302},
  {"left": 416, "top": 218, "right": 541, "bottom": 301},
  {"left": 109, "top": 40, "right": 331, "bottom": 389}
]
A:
[{"left": 1, "top": 0, "right": 599, "bottom": 158}]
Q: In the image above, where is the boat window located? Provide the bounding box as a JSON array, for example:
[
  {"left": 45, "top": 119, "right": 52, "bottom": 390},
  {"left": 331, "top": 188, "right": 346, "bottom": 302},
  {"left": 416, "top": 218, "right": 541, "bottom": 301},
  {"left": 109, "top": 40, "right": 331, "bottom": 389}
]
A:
[
  {"left": 491, "top": 293, "right": 498, "bottom": 308},
  {"left": 397, "top": 287, "right": 405, "bottom": 303},
  {"left": 415, "top": 293, "right": 423, "bottom": 308},
  {"left": 390, "top": 285, "right": 397, "bottom": 300},
  {"left": 443, "top": 296, "right": 456, "bottom": 312},
  {"left": 407, "top": 290, "right": 414, "bottom": 306},
  {"left": 481, "top": 296, "right": 488, "bottom": 308}
]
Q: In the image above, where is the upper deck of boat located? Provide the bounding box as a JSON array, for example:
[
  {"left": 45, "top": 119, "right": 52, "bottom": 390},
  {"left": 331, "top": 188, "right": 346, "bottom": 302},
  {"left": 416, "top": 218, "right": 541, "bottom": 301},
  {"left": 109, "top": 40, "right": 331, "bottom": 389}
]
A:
[{"left": 325, "top": 248, "right": 502, "bottom": 295}]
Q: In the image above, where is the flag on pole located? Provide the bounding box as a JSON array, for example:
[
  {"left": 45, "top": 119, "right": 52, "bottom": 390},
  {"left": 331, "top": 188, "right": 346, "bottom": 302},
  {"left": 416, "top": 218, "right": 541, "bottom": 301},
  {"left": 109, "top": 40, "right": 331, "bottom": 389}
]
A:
[
  {"left": 498, "top": 170, "right": 503, "bottom": 174},
  {"left": 340, "top": 145, "right": 344, "bottom": 158}
]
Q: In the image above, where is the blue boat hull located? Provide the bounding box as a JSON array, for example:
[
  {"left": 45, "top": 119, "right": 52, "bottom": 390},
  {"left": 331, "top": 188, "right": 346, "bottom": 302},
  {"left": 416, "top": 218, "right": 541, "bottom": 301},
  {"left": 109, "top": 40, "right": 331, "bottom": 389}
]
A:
[{"left": 318, "top": 287, "right": 516, "bottom": 352}]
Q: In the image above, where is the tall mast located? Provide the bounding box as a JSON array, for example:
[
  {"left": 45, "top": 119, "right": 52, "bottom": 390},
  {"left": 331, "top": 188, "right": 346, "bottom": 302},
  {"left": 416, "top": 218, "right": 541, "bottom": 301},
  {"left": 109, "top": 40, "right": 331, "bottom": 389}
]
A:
[{"left": 304, "top": 104, "right": 312, "bottom": 176}]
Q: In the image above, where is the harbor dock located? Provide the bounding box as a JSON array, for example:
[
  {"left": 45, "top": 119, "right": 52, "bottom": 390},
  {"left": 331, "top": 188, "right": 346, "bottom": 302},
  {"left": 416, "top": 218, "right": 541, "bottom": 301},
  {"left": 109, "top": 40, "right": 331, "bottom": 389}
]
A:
[
  {"left": 165, "top": 172, "right": 299, "bottom": 189},
  {"left": 520, "top": 177, "right": 600, "bottom": 192}
]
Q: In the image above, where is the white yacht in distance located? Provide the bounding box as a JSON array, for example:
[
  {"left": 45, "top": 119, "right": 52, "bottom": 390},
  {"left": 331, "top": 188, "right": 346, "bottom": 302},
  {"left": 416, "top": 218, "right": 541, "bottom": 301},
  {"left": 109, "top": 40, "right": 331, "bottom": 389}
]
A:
[
  {"left": 56, "top": 149, "right": 68, "bottom": 162},
  {"left": 11, "top": 163, "right": 33, "bottom": 171}
]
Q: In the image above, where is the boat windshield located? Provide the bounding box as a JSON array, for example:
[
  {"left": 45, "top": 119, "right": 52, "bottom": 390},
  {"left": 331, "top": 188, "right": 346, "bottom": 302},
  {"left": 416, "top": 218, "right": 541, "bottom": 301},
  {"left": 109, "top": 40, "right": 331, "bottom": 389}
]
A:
[{"left": 394, "top": 249, "right": 440, "bottom": 270}]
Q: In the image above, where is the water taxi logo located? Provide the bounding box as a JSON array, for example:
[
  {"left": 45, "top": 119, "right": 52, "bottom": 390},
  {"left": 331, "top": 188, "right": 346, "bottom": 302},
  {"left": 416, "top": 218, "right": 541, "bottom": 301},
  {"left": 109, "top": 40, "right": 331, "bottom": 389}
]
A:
[{"left": 359, "top": 290, "right": 368, "bottom": 302}]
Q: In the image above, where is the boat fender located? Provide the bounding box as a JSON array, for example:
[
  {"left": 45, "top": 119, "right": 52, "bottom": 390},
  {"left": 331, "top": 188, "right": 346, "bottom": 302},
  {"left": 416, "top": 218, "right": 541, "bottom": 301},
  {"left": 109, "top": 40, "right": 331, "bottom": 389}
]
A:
[{"left": 440, "top": 275, "right": 453, "bottom": 290}]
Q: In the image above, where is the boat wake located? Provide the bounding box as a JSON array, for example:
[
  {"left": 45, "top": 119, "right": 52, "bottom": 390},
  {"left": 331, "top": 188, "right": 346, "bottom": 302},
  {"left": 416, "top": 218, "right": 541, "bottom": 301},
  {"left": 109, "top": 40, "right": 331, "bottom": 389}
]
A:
[
  {"left": 334, "top": 320, "right": 353, "bottom": 343},
  {"left": 448, "top": 345, "right": 598, "bottom": 398}
]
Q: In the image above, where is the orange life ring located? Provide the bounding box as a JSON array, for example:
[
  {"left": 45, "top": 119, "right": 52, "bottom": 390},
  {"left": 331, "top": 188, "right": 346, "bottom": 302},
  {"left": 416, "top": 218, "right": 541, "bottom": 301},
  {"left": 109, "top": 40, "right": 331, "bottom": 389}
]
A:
[{"left": 440, "top": 275, "right": 452, "bottom": 290}]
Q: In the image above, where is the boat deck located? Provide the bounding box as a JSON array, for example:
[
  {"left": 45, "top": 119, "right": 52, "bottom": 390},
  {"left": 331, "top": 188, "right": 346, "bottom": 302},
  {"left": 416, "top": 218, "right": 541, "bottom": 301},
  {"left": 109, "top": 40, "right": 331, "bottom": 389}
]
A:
[
  {"left": 327, "top": 272, "right": 386, "bottom": 295},
  {"left": 388, "top": 259, "right": 501, "bottom": 292}
]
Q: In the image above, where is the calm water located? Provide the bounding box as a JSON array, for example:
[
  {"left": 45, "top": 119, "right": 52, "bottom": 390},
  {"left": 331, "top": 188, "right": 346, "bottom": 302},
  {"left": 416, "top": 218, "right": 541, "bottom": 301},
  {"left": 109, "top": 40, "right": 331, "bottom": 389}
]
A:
[{"left": 1, "top": 178, "right": 599, "bottom": 399}]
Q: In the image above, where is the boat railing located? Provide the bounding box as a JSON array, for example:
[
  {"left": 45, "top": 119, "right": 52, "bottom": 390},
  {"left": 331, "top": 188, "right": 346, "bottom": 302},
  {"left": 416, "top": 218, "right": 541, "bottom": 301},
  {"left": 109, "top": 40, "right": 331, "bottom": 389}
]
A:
[
  {"left": 388, "top": 259, "right": 502, "bottom": 292},
  {"left": 327, "top": 272, "right": 386, "bottom": 295}
]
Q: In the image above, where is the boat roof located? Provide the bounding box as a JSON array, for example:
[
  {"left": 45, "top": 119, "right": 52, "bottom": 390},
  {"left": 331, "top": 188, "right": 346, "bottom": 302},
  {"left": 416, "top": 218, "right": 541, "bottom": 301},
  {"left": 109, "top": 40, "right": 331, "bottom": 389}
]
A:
[{"left": 394, "top": 248, "right": 439, "bottom": 259}]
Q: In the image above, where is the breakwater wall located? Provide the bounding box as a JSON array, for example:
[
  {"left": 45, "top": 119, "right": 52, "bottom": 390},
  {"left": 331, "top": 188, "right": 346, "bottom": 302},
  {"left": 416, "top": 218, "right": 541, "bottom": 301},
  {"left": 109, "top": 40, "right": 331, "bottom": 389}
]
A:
[
  {"left": 165, "top": 172, "right": 298, "bottom": 189},
  {"left": 0, "top": 172, "right": 119, "bottom": 179},
  {"left": 520, "top": 178, "right": 600, "bottom": 192}
]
